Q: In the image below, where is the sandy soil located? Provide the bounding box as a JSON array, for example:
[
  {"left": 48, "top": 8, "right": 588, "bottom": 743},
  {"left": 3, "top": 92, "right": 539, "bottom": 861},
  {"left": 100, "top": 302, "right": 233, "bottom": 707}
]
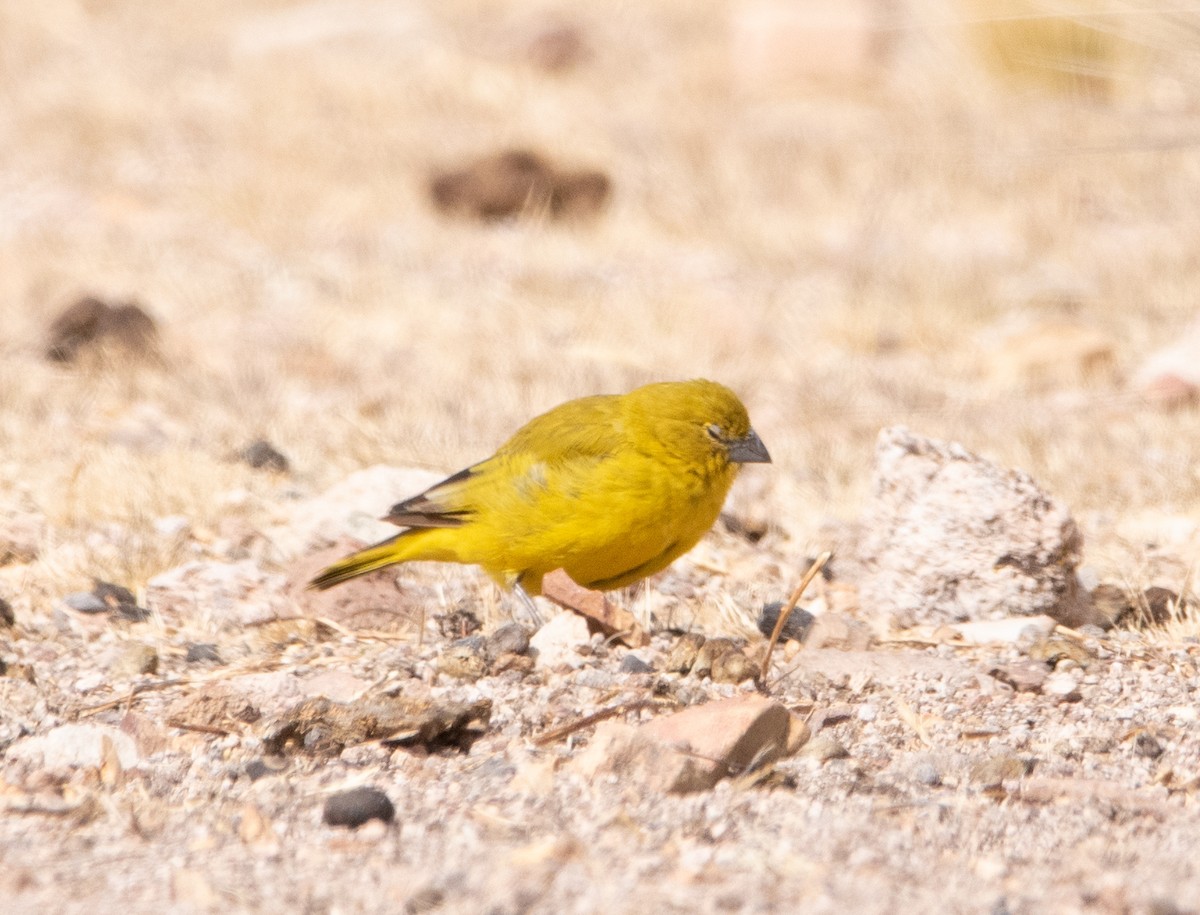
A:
[{"left": 3, "top": 1, "right": 1200, "bottom": 912}]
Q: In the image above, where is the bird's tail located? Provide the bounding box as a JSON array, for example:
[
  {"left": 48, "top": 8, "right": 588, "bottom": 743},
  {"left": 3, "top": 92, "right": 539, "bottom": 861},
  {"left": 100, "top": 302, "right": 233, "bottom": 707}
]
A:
[{"left": 307, "top": 532, "right": 425, "bottom": 591}]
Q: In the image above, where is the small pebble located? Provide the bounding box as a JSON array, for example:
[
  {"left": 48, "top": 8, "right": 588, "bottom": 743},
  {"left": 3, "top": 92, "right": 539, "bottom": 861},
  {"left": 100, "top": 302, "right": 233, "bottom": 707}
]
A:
[
  {"left": 801, "top": 734, "right": 849, "bottom": 762},
  {"left": 1134, "top": 732, "right": 1165, "bottom": 759},
  {"left": 111, "top": 642, "right": 159, "bottom": 678},
  {"left": 94, "top": 580, "right": 137, "bottom": 607},
  {"left": 1043, "top": 672, "right": 1082, "bottom": 702},
  {"left": 186, "top": 643, "right": 223, "bottom": 664},
  {"left": 438, "top": 637, "right": 488, "bottom": 680},
  {"left": 64, "top": 592, "right": 108, "bottom": 614},
  {"left": 913, "top": 761, "right": 942, "bottom": 786},
  {"left": 323, "top": 787, "right": 395, "bottom": 829},
  {"left": 619, "top": 653, "right": 654, "bottom": 674},
  {"left": 240, "top": 439, "right": 290, "bottom": 473},
  {"left": 757, "top": 601, "right": 815, "bottom": 643},
  {"left": 485, "top": 622, "right": 530, "bottom": 660}
]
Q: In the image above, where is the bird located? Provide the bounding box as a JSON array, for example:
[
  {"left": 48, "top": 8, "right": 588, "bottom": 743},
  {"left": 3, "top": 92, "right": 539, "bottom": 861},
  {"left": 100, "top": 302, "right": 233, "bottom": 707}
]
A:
[{"left": 307, "top": 379, "right": 770, "bottom": 619}]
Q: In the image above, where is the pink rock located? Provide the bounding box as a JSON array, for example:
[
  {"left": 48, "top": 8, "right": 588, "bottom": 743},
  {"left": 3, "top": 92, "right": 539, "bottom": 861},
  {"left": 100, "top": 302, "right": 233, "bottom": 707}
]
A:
[{"left": 575, "top": 695, "right": 794, "bottom": 794}]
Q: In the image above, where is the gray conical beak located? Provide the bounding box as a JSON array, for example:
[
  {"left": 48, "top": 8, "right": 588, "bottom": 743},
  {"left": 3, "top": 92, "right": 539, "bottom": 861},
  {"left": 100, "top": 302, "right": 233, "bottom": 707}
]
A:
[{"left": 729, "top": 429, "right": 771, "bottom": 464}]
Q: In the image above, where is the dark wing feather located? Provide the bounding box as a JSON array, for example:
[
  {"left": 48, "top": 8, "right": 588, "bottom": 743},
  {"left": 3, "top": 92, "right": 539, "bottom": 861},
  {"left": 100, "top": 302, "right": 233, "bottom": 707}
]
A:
[{"left": 381, "top": 466, "right": 475, "bottom": 528}]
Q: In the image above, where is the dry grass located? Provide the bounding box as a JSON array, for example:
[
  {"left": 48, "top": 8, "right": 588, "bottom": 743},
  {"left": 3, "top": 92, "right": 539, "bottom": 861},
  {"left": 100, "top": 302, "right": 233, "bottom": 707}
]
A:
[{"left": 3, "top": 0, "right": 1200, "bottom": 608}]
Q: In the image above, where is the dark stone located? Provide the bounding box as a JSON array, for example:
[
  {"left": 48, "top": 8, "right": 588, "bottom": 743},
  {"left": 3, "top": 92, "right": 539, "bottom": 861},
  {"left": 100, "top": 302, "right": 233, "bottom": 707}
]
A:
[
  {"left": 322, "top": 787, "right": 395, "bottom": 829},
  {"left": 757, "top": 601, "right": 815, "bottom": 643},
  {"left": 240, "top": 439, "right": 290, "bottom": 473}
]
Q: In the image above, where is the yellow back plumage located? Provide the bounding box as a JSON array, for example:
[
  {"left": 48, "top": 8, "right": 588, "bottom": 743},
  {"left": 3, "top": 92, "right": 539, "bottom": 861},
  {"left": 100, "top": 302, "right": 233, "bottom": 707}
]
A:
[{"left": 309, "top": 379, "right": 770, "bottom": 595}]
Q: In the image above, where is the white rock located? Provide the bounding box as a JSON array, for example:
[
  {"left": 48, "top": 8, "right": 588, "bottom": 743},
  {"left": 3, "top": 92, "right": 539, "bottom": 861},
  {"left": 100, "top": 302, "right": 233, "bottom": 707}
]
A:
[
  {"left": 273, "top": 465, "right": 445, "bottom": 559},
  {"left": 8, "top": 723, "right": 139, "bottom": 770},
  {"left": 529, "top": 611, "right": 590, "bottom": 669},
  {"left": 857, "top": 428, "right": 1087, "bottom": 628}
]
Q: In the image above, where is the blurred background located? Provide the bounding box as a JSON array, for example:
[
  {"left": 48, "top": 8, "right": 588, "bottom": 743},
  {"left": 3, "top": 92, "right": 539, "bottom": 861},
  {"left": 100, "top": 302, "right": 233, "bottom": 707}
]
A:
[{"left": 3, "top": 0, "right": 1200, "bottom": 597}]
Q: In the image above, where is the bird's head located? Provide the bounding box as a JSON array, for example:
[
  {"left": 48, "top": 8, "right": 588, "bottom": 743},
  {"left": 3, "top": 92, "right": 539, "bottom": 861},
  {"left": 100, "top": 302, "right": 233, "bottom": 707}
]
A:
[{"left": 626, "top": 378, "right": 771, "bottom": 472}]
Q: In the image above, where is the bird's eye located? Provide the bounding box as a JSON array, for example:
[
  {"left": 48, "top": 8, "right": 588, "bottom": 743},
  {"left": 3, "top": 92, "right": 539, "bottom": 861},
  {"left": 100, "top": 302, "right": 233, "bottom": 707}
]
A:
[{"left": 706, "top": 424, "right": 722, "bottom": 441}]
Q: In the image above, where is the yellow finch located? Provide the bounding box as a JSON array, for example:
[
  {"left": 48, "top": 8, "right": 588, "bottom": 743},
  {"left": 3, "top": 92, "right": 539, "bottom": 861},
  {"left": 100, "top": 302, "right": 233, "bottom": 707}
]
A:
[{"left": 308, "top": 379, "right": 770, "bottom": 608}]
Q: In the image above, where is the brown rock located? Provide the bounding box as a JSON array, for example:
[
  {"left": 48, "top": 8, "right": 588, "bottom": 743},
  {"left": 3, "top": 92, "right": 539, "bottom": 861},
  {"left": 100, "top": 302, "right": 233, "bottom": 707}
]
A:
[
  {"left": 429, "top": 149, "right": 610, "bottom": 222},
  {"left": 438, "top": 638, "right": 488, "bottom": 681},
  {"left": 45, "top": 295, "right": 158, "bottom": 363},
  {"left": 800, "top": 733, "right": 849, "bottom": 762},
  {"left": 287, "top": 541, "right": 423, "bottom": 634},
  {"left": 692, "top": 637, "right": 737, "bottom": 678},
  {"left": 638, "top": 695, "right": 794, "bottom": 792},
  {"left": 989, "top": 660, "right": 1050, "bottom": 693},
  {"left": 166, "top": 684, "right": 262, "bottom": 733},
  {"left": 1141, "top": 587, "right": 1181, "bottom": 626},
  {"left": 710, "top": 648, "right": 756, "bottom": 685},
  {"left": 110, "top": 642, "right": 159, "bottom": 679},
  {"left": 262, "top": 694, "right": 491, "bottom": 756},
  {"left": 573, "top": 696, "right": 796, "bottom": 794},
  {"left": 663, "top": 632, "right": 706, "bottom": 674}
]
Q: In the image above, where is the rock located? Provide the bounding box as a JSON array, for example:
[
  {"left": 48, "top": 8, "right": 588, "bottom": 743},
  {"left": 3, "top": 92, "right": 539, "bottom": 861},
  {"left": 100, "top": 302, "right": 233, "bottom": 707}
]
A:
[
  {"left": 1141, "top": 587, "right": 1181, "bottom": 626},
  {"left": 1027, "top": 635, "right": 1094, "bottom": 667},
  {"left": 619, "top": 653, "right": 654, "bottom": 674},
  {"left": 710, "top": 648, "right": 756, "bottom": 684},
  {"left": 1133, "top": 314, "right": 1200, "bottom": 407},
  {"left": 803, "top": 613, "right": 874, "bottom": 651},
  {"left": 240, "top": 439, "right": 290, "bottom": 473},
  {"left": 663, "top": 632, "right": 706, "bottom": 674},
  {"left": 0, "top": 597, "right": 12, "bottom": 628},
  {"left": 438, "top": 637, "right": 488, "bottom": 681},
  {"left": 288, "top": 541, "right": 425, "bottom": 633},
  {"left": 185, "top": 643, "right": 223, "bottom": 664},
  {"left": 8, "top": 723, "right": 139, "bottom": 770},
  {"left": 262, "top": 695, "right": 490, "bottom": 756},
  {"left": 1043, "top": 671, "right": 1082, "bottom": 702},
  {"left": 111, "top": 642, "right": 159, "bottom": 678},
  {"left": 44, "top": 295, "right": 158, "bottom": 363},
  {"left": 936, "top": 615, "right": 1057, "bottom": 645},
  {"left": 1090, "top": 584, "right": 1134, "bottom": 629},
  {"left": 529, "top": 611, "right": 590, "bottom": 670},
  {"left": 576, "top": 695, "right": 796, "bottom": 793},
  {"left": 757, "top": 601, "right": 814, "bottom": 643},
  {"left": 93, "top": 580, "right": 150, "bottom": 620},
  {"left": 989, "top": 661, "right": 1050, "bottom": 693},
  {"left": 857, "top": 427, "right": 1088, "bottom": 628},
  {"left": 322, "top": 787, "right": 395, "bottom": 829},
  {"left": 429, "top": 149, "right": 610, "bottom": 222},
  {"left": 1134, "top": 733, "right": 1165, "bottom": 759},
  {"left": 166, "top": 685, "right": 262, "bottom": 731},
  {"left": 63, "top": 591, "right": 108, "bottom": 614},
  {"left": 277, "top": 465, "right": 443, "bottom": 558},
  {"left": 969, "top": 754, "right": 1030, "bottom": 787},
  {"left": 485, "top": 623, "right": 531, "bottom": 660},
  {"left": 692, "top": 637, "right": 737, "bottom": 679},
  {"left": 982, "top": 320, "right": 1117, "bottom": 390},
  {"left": 800, "top": 733, "right": 849, "bottom": 762},
  {"left": 148, "top": 560, "right": 291, "bottom": 628}
]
